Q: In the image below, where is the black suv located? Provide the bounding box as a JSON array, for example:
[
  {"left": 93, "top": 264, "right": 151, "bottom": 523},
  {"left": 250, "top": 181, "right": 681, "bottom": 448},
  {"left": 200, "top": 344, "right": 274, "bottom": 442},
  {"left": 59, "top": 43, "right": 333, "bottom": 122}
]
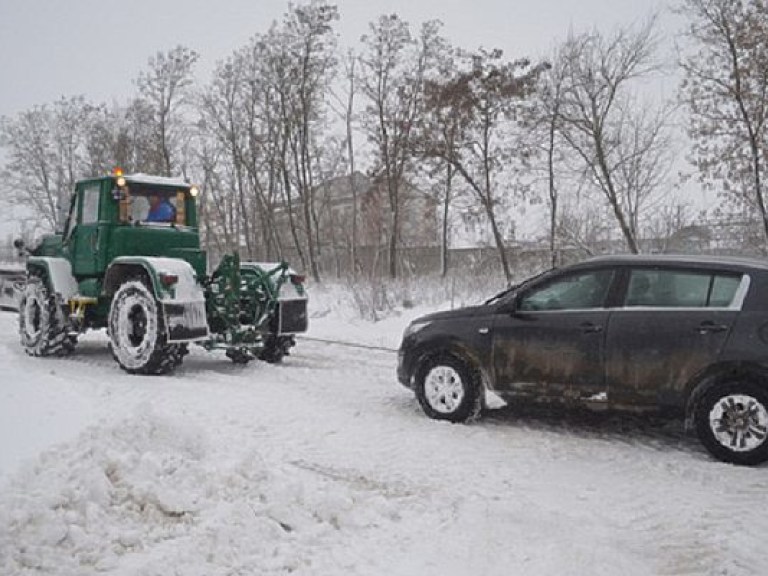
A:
[{"left": 398, "top": 255, "right": 768, "bottom": 465}]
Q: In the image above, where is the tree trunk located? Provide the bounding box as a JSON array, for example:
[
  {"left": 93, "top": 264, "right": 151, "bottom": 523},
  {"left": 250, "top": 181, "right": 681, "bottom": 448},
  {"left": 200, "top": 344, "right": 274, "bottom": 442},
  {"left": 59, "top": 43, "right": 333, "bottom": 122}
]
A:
[
  {"left": 547, "top": 112, "right": 558, "bottom": 268},
  {"left": 388, "top": 203, "right": 399, "bottom": 279},
  {"left": 441, "top": 164, "right": 453, "bottom": 277},
  {"left": 485, "top": 202, "right": 512, "bottom": 282},
  {"left": 594, "top": 136, "right": 639, "bottom": 254}
]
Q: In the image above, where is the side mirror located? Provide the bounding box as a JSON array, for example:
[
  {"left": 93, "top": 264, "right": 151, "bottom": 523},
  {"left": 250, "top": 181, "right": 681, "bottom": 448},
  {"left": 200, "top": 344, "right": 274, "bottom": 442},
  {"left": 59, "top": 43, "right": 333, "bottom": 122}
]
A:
[
  {"left": 54, "top": 201, "right": 67, "bottom": 234},
  {"left": 13, "top": 238, "right": 28, "bottom": 258},
  {"left": 497, "top": 295, "right": 519, "bottom": 315}
]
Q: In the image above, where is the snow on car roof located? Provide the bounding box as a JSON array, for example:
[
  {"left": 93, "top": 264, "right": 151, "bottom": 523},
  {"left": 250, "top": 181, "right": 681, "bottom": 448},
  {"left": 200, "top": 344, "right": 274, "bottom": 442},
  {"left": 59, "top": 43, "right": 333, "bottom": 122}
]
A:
[
  {"left": 583, "top": 253, "right": 768, "bottom": 271},
  {"left": 125, "top": 173, "right": 190, "bottom": 188}
]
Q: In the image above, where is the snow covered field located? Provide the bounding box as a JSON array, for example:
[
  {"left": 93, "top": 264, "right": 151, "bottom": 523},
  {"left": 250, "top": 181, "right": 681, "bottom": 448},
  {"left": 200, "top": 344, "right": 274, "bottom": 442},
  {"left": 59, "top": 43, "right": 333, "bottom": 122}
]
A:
[{"left": 1, "top": 292, "right": 767, "bottom": 575}]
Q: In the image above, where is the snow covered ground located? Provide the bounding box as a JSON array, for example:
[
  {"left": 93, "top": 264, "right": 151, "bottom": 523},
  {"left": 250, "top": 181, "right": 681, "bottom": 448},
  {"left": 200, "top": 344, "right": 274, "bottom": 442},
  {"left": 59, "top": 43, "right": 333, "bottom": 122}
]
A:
[{"left": 1, "top": 291, "right": 767, "bottom": 575}]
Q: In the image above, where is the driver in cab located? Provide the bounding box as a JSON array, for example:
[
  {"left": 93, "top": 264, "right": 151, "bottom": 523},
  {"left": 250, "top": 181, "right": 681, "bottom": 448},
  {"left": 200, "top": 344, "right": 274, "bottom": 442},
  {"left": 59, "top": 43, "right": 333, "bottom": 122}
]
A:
[{"left": 146, "top": 193, "right": 175, "bottom": 222}]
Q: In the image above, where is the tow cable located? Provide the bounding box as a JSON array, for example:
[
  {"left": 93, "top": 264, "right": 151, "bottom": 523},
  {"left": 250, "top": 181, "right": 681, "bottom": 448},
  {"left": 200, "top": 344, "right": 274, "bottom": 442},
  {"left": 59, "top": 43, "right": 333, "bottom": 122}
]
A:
[{"left": 295, "top": 335, "right": 398, "bottom": 354}]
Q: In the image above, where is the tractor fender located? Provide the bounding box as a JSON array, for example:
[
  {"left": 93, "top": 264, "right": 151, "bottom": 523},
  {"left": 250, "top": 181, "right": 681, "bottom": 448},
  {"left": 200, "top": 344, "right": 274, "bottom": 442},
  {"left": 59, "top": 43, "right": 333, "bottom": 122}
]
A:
[
  {"left": 104, "top": 256, "right": 205, "bottom": 302},
  {"left": 26, "top": 257, "right": 78, "bottom": 300},
  {"left": 105, "top": 257, "right": 209, "bottom": 343}
]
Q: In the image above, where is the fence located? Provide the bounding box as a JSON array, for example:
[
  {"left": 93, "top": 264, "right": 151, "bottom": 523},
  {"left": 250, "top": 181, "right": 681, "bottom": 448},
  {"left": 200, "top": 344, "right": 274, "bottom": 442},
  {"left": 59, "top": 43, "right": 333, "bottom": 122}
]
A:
[
  {"left": 211, "top": 243, "right": 633, "bottom": 280},
  {"left": 240, "top": 244, "right": 567, "bottom": 281}
]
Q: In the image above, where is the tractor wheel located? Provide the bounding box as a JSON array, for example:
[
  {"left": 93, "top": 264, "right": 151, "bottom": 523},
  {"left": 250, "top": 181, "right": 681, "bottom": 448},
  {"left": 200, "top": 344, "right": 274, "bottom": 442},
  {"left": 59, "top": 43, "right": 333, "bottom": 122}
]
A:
[
  {"left": 226, "top": 348, "right": 252, "bottom": 365},
  {"left": 108, "top": 280, "right": 177, "bottom": 375},
  {"left": 258, "top": 335, "right": 293, "bottom": 364},
  {"left": 18, "top": 275, "right": 76, "bottom": 357},
  {"left": 167, "top": 344, "right": 189, "bottom": 370}
]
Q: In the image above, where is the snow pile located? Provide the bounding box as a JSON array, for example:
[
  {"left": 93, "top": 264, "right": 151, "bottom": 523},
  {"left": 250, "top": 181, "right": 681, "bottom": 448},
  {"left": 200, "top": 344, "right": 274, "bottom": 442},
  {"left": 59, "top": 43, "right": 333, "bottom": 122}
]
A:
[{"left": 0, "top": 408, "right": 404, "bottom": 575}]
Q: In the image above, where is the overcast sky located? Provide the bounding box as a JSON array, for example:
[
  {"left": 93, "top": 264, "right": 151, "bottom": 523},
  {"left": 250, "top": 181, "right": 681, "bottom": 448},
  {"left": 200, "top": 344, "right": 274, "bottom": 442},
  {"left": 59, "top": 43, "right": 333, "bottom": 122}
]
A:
[
  {"left": 0, "top": 0, "right": 675, "bottom": 119},
  {"left": 0, "top": 0, "right": 678, "bottom": 238}
]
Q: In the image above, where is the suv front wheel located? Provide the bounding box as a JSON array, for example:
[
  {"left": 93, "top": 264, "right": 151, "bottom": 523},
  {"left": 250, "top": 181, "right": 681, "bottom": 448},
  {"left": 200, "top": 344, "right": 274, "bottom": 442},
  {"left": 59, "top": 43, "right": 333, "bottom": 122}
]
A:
[
  {"left": 695, "top": 381, "right": 768, "bottom": 466},
  {"left": 415, "top": 354, "right": 483, "bottom": 422}
]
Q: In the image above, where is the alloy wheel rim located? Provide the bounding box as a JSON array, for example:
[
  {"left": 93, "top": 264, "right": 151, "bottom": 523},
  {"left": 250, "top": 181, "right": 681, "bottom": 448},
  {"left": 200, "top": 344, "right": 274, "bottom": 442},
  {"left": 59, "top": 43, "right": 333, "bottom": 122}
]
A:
[
  {"left": 424, "top": 365, "right": 465, "bottom": 414},
  {"left": 709, "top": 394, "right": 768, "bottom": 452}
]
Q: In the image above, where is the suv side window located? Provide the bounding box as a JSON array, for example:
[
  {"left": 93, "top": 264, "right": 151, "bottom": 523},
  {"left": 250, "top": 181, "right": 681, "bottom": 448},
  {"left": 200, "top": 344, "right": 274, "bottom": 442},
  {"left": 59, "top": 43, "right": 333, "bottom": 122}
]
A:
[
  {"left": 710, "top": 275, "right": 742, "bottom": 307},
  {"left": 519, "top": 269, "right": 614, "bottom": 311},
  {"left": 625, "top": 269, "right": 743, "bottom": 308}
]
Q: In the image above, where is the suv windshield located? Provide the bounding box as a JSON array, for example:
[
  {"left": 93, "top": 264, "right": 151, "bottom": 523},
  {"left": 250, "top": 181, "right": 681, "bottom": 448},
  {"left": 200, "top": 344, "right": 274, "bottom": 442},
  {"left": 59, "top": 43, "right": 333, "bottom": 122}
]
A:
[{"left": 484, "top": 268, "right": 555, "bottom": 305}]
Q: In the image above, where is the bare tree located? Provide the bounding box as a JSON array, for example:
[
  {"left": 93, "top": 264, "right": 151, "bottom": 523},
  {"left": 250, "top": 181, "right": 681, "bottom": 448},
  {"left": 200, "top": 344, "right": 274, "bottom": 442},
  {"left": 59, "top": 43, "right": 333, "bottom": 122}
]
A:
[
  {"left": 328, "top": 49, "right": 362, "bottom": 276},
  {"left": 81, "top": 102, "right": 128, "bottom": 175},
  {"left": 556, "top": 20, "right": 673, "bottom": 254},
  {"left": 415, "top": 38, "right": 461, "bottom": 276},
  {"left": 422, "top": 49, "right": 544, "bottom": 282},
  {"left": 557, "top": 201, "right": 612, "bottom": 258},
  {"left": 136, "top": 45, "right": 199, "bottom": 176},
  {"left": 200, "top": 54, "right": 257, "bottom": 258},
  {"left": 679, "top": 0, "right": 768, "bottom": 248},
  {"left": 0, "top": 97, "right": 101, "bottom": 230},
  {"left": 531, "top": 52, "right": 568, "bottom": 268},
  {"left": 280, "top": 1, "right": 339, "bottom": 282},
  {"left": 359, "top": 15, "right": 444, "bottom": 279},
  {"left": 238, "top": 38, "right": 290, "bottom": 261},
  {"left": 644, "top": 201, "right": 698, "bottom": 253},
  {"left": 1, "top": 105, "right": 60, "bottom": 230}
]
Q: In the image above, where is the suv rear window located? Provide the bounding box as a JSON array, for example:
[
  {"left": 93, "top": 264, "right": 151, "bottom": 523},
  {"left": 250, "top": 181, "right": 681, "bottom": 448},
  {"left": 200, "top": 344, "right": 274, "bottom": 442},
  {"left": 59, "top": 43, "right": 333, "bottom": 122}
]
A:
[{"left": 625, "top": 269, "right": 742, "bottom": 308}]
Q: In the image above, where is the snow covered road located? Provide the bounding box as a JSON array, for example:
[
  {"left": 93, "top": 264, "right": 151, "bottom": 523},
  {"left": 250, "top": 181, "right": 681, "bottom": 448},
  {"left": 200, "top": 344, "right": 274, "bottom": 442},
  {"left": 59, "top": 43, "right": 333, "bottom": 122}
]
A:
[{"left": 1, "top": 309, "right": 767, "bottom": 575}]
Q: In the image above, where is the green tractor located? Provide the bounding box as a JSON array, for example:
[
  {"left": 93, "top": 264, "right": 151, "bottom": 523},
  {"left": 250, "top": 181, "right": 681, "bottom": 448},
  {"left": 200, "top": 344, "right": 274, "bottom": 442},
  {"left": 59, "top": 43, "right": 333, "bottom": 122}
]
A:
[{"left": 14, "top": 172, "right": 308, "bottom": 374}]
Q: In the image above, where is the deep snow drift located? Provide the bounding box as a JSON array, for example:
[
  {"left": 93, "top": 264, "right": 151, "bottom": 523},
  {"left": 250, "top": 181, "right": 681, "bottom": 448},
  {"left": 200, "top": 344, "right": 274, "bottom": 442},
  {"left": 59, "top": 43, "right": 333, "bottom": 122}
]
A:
[{"left": 1, "top": 290, "right": 767, "bottom": 575}]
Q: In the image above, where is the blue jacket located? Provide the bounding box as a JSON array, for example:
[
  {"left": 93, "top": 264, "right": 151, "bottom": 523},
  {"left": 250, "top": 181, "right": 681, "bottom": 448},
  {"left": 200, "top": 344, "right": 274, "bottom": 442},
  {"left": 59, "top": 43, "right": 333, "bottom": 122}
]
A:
[{"left": 147, "top": 201, "right": 175, "bottom": 222}]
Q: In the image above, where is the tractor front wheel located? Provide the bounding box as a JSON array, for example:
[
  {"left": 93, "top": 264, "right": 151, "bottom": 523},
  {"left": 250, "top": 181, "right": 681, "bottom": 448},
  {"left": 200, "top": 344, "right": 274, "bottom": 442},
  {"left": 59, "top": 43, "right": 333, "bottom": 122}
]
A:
[
  {"left": 108, "top": 280, "right": 178, "bottom": 375},
  {"left": 18, "top": 275, "right": 76, "bottom": 356}
]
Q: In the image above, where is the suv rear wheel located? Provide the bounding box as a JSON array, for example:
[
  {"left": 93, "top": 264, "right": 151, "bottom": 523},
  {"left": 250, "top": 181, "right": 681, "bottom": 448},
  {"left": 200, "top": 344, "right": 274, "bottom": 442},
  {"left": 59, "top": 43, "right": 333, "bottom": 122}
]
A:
[
  {"left": 415, "top": 354, "right": 483, "bottom": 422},
  {"left": 695, "top": 381, "right": 768, "bottom": 466}
]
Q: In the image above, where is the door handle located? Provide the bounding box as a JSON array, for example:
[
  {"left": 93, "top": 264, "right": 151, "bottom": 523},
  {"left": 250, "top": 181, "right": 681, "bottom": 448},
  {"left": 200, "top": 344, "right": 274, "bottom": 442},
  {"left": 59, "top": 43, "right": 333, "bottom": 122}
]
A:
[
  {"left": 580, "top": 322, "right": 603, "bottom": 334},
  {"left": 696, "top": 321, "right": 728, "bottom": 335}
]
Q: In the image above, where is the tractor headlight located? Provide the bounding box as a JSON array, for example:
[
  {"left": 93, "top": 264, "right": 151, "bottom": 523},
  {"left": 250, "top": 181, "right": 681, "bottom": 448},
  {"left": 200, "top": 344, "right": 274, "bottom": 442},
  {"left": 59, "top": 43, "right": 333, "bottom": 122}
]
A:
[
  {"left": 113, "top": 167, "right": 126, "bottom": 188},
  {"left": 189, "top": 185, "right": 200, "bottom": 198}
]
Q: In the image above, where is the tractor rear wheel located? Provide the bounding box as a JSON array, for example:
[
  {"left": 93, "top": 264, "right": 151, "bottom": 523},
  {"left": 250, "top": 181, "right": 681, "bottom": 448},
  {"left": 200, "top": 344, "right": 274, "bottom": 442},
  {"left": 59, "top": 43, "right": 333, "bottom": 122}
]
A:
[
  {"left": 258, "top": 335, "right": 294, "bottom": 364},
  {"left": 108, "top": 280, "right": 178, "bottom": 375},
  {"left": 226, "top": 348, "right": 252, "bottom": 364}
]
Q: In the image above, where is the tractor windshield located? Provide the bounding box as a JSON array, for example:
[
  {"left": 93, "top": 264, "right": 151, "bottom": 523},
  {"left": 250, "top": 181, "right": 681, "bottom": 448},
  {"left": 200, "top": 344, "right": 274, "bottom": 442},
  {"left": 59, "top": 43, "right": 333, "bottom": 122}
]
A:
[{"left": 128, "top": 188, "right": 189, "bottom": 226}]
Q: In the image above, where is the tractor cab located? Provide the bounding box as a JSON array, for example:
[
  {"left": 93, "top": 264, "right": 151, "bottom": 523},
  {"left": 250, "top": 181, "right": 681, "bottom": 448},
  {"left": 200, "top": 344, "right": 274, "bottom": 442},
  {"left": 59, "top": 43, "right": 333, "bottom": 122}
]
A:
[{"left": 58, "top": 171, "right": 206, "bottom": 282}]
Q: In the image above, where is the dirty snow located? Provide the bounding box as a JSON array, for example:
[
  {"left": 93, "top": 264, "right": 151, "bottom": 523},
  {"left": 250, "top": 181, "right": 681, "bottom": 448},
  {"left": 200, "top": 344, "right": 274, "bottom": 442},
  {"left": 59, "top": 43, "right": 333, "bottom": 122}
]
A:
[{"left": 1, "top": 292, "right": 767, "bottom": 575}]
